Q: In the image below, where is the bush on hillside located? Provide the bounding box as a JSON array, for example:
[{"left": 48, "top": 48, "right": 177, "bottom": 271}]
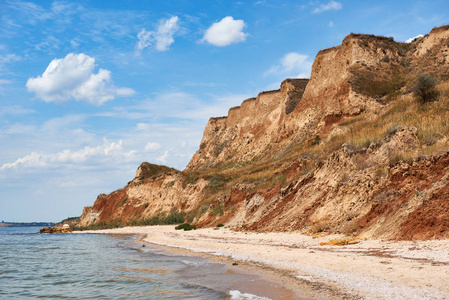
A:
[
  {"left": 413, "top": 74, "right": 440, "bottom": 104},
  {"left": 175, "top": 223, "right": 196, "bottom": 231}
]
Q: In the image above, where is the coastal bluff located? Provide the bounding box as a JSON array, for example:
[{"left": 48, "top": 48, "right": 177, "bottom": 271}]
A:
[{"left": 80, "top": 25, "right": 449, "bottom": 240}]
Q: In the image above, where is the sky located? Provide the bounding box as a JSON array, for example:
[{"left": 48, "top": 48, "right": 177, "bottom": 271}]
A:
[{"left": 0, "top": 0, "right": 448, "bottom": 222}]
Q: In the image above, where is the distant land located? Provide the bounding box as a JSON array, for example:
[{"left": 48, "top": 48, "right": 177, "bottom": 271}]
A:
[{"left": 0, "top": 221, "right": 54, "bottom": 227}]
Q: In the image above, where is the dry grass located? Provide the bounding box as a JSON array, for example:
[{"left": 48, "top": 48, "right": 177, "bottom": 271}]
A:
[
  {"left": 200, "top": 84, "right": 448, "bottom": 190},
  {"left": 184, "top": 80, "right": 449, "bottom": 224},
  {"left": 389, "top": 150, "right": 419, "bottom": 164},
  {"left": 318, "top": 90, "right": 449, "bottom": 155}
]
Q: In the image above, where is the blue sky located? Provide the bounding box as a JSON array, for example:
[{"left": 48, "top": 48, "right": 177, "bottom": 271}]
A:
[{"left": 0, "top": 0, "right": 447, "bottom": 222}]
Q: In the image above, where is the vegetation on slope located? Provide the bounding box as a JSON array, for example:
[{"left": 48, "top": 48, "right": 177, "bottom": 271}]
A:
[
  {"left": 181, "top": 76, "right": 449, "bottom": 226},
  {"left": 74, "top": 209, "right": 186, "bottom": 231}
]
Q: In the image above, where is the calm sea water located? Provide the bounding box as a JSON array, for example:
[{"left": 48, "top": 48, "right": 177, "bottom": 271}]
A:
[{"left": 0, "top": 227, "right": 294, "bottom": 299}]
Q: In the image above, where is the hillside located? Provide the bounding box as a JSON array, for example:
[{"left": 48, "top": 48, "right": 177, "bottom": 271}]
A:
[{"left": 79, "top": 25, "right": 449, "bottom": 240}]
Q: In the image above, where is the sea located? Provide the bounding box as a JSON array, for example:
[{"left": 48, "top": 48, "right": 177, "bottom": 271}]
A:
[{"left": 0, "top": 226, "right": 295, "bottom": 299}]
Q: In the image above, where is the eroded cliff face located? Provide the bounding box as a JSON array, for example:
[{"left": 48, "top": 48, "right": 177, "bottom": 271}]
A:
[
  {"left": 186, "top": 78, "right": 314, "bottom": 170},
  {"left": 80, "top": 26, "right": 449, "bottom": 240}
]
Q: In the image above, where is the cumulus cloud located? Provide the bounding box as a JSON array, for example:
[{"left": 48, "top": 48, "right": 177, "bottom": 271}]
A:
[
  {"left": 0, "top": 138, "right": 134, "bottom": 170},
  {"left": 144, "top": 142, "right": 161, "bottom": 152},
  {"left": 313, "top": 1, "right": 342, "bottom": 13},
  {"left": 137, "top": 16, "right": 180, "bottom": 51},
  {"left": 202, "top": 16, "right": 248, "bottom": 46},
  {"left": 405, "top": 34, "right": 424, "bottom": 43},
  {"left": 26, "top": 53, "right": 135, "bottom": 105},
  {"left": 265, "top": 52, "right": 313, "bottom": 78}
]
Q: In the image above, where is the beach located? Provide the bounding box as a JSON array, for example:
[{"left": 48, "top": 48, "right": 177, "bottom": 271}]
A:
[{"left": 78, "top": 225, "right": 449, "bottom": 299}]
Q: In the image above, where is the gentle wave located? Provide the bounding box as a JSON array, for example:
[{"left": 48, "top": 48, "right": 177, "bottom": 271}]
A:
[{"left": 230, "top": 290, "right": 272, "bottom": 300}]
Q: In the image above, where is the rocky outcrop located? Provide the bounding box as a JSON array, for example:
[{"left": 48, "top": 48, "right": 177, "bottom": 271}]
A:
[
  {"left": 80, "top": 25, "right": 449, "bottom": 240},
  {"left": 40, "top": 226, "right": 72, "bottom": 234}
]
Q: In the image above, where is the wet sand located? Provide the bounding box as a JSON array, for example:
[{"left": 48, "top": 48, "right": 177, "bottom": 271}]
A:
[{"left": 77, "top": 225, "right": 449, "bottom": 299}]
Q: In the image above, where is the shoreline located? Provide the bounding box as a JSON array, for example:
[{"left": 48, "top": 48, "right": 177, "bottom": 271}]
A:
[
  {"left": 135, "top": 234, "right": 325, "bottom": 299},
  {"left": 76, "top": 225, "right": 449, "bottom": 299}
]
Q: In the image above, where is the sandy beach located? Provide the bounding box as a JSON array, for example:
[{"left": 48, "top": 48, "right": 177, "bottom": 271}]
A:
[{"left": 78, "top": 225, "right": 449, "bottom": 299}]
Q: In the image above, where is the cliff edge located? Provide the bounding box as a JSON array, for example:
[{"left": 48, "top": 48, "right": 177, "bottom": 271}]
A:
[{"left": 79, "top": 25, "right": 449, "bottom": 240}]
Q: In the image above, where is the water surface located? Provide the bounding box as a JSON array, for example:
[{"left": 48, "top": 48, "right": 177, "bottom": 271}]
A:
[{"left": 0, "top": 227, "right": 294, "bottom": 299}]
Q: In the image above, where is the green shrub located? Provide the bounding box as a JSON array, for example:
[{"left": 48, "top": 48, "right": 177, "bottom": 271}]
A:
[
  {"left": 310, "top": 135, "right": 321, "bottom": 146},
  {"left": 413, "top": 74, "right": 440, "bottom": 104},
  {"left": 216, "top": 223, "right": 224, "bottom": 228},
  {"left": 138, "top": 209, "right": 186, "bottom": 226},
  {"left": 73, "top": 209, "right": 186, "bottom": 231},
  {"left": 175, "top": 223, "right": 196, "bottom": 231}
]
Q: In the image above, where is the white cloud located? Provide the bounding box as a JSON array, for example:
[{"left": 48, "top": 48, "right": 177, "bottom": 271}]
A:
[
  {"left": 70, "top": 39, "right": 80, "bottom": 48},
  {"left": 137, "top": 16, "right": 180, "bottom": 52},
  {"left": 0, "top": 79, "right": 13, "bottom": 85},
  {"left": 202, "top": 16, "right": 248, "bottom": 46},
  {"left": 50, "top": 1, "right": 81, "bottom": 16},
  {"left": 328, "top": 20, "right": 334, "bottom": 28},
  {"left": 156, "top": 150, "right": 170, "bottom": 164},
  {"left": 313, "top": 1, "right": 342, "bottom": 14},
  {"left": 405, "top": 34, "right": 424, "bottom": 43},
  {"left": 0, "top": 105, "right": 35, "bottom": 116},
  {"left": 137, "top": 29, "right": 151, "bottom": 50},
  {"left": 99, "top": 91, "right": 251, "bottom": 125},
  {"left": 7, "top": 1, "right": 52, "bottom": 24},
  {"left": 0, "top": 53, "right": 21, "bottom": 65},
  {"left": 265, "top": 52, "right": 313, "bottom": 78},
  {"left": 26, "top": 53, "right": 135, "bottom": 105},
  {"left": 135, "top": 123, "right": 151, "bottom": 131},
  {"left": 144, "top": 142, "right": 161, "bottom": 152},
  {"left": 0, "top": 138, "right": 134, "bottom": 170},
  {"left": 34, "top": 35, "right": 61, "bottom": 52}
]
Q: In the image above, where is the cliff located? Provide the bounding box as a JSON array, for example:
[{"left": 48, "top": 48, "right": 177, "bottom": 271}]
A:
[{"left": 79, "top": 25, "right": 449, "bottom": 240}]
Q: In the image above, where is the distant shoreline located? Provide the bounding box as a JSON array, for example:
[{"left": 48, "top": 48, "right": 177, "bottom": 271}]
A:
[
  {"left": 76, "top": 225, "right": 449, "bottom": 299},
  {"left": 0, "top": 222, "right": 54, "bottom": 228}
]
